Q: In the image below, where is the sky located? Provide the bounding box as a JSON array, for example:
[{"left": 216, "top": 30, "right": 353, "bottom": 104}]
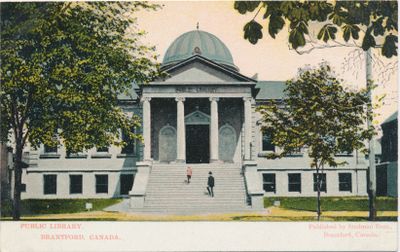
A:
[{"left": 134, "top": 1, "right": 398, "bottom": 129}]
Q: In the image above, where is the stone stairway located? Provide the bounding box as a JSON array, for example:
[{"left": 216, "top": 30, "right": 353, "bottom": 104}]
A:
[{"left": 132, "top": 163, "right": 251, "bottom": 214}]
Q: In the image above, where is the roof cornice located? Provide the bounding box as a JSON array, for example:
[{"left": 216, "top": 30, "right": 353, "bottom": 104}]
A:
[{"left": 160, "top": 55, "right": 256, "bottom": 83}]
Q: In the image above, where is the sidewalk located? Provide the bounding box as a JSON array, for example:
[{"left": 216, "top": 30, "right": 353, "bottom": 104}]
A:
[{"left": 2, "top": 207, "right": 397, "bottom": 221}]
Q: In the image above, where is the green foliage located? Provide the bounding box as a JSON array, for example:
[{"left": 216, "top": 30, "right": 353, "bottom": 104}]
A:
[
  {"left": 257, "top": 63, "right": 374, "bottom": 169},
  {"left": 0, "top": 2, "right": 160, "bottom": 219},
  {"left": 1, "top": 2, "right": 160, "bottom": 151},
  {"left": 234, "top": 1, "right": 398, "bottom": 58},
  {"left": 317, "top": 25, "right": 337, "bottom": 42},
  {"left": 264, "top": 197, "right": 398, "bottom": 212},
  {"left": 244, "top": 20, "right": 263, "bottom": 44},
  {"left": 1, "top": 198, "right": 122, "bottom": 216}
]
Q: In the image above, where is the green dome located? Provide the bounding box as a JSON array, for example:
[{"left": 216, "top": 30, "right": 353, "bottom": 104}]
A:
[{"left": 162, "top": 30, "right": 237, "bottom": 71}]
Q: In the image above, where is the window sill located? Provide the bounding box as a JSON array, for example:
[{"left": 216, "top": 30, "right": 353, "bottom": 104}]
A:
[
  {"left": 258, "top": 152, "right": 304, "bottom": 158},
  {"left": 91, "top": 153, "right": 112, "bottom": 159},
  {"left": 284, "top": 153, "right": 303, "bottom": 157},
  {"left": 117, "top": 153, "right": 136, "bottom": 158},
  {"left": 258, "top": 151, "right": 275, "bottom": 157},
  {"left": 39, "top": 153, "right": 61, "bottom": 159},
  {"left": 66, "top": 154, "right": 88, "bottom": 159}
]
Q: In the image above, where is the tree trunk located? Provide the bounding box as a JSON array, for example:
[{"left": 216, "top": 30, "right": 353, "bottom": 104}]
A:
[
  {"left": 316, "top": 167, "right": 321, "bottom": 221},
  {"left": 12, "top": 144, "right": 23, "bottom": 220},
  {"left": 368, "top": 187, "right": 377, "bottom": 221},
  {"left": 366, "top": 49, "right": 377, "bottom": 221}
]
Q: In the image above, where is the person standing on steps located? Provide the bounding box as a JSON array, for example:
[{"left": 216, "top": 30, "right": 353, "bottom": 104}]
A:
[
  {"left": 207, "top": 171, "right": 215, "bottom": 197},
  {"left": 186, "top": 166, "right": 192, "bottom": 184}
]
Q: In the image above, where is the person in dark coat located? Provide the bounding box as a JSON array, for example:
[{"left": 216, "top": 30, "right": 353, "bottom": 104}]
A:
[{"left": 207, "top": 171, "right": 215, "bottom": 197}]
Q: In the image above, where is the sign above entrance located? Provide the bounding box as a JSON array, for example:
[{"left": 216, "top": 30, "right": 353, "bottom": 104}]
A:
[
  {"left": 185, "top": 110, "right": 210, "bottom": 125},
  {"left": 176, "top": 87, "right": 217, "bottom": 93}
]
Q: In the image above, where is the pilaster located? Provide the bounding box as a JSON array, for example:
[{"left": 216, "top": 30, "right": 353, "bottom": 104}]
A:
[
  {"left": 209, "top": 97, "right": 219, "bottom": 163},
  {"left": 176, "top": 97, "right": 186, "bottom": 163},
  {"left": 243, "top": 97, "right": 253, "bottom": 160},
  {"left": 142, "top": 97, "right": 152, "bottom": 161}
]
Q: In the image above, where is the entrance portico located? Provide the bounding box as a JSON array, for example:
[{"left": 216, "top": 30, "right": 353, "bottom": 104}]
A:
[{"left": 141, "top": 80, "right": 255, "bottom": 164}]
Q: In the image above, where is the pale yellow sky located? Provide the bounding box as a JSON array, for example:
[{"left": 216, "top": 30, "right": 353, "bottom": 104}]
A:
[{"left": 135, "top": 1, "right": 398, "bottom": 127}]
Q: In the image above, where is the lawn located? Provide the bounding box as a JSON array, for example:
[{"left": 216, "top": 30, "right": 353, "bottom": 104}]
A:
[
  {"left": 0, "top": 197, "right": 397, "bottom": 221},
  {"left": 264, "top": 196, "right": 398, "bottom": 211},
  {"left": 0, "top": 198, "right": 122, "bottom": 217}
]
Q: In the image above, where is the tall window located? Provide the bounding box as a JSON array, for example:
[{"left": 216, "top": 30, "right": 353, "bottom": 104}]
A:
[
  {"left": 120, "top": 174, "right": 134, "bottom": 195},
  {"left": 95, "top": 175, "right": 108, "bottom": 193},
  {"left": 339, "top": 173, "right": 352, "bottom": 192},
  {"left": 288, "top": 173, "right": 301, "bottom": 192},
  {"left": 21, "top": 183, "right": 26, "bottom": 192},
  {"left": 262, "top": 173, "right": 276, "bottom": 193},
  {"left": 44, "top": 144, "right": 57, "bottom": 153},
  {"left": 313, "top": 173, "right": 327, "bottom": 192},
  {"left": 121, "top": 129, "right": 135, "bottom": 154},
  {"left": 262, "top": 130, "right": 275, "bottom": 151},
  {"left": 97, "top": 146, "right": 109, "bottom": 153},
  {"left": 43, "top": 175, "right": 57, "bottom": 195},
  {"left": 70, "top": 175, "right": 83, "bottom": 194}
]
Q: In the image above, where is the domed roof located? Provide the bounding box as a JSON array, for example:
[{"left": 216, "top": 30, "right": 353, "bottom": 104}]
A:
[{"left": 162, "top": 30, "right": 237, "bottom": 71}]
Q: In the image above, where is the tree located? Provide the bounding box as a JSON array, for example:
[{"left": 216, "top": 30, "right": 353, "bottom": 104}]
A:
[
  {"left": 234, "top": 0, "right": 397, "bottom": 221},
  {"left": 0, "top": 2, "right": 160, "bottom": 220},
  {"left": 257, "top": 63, "right": 374, "bottom": 220},
  {"left": 234, "top": 1, "right": 398, "bottom": 57}
]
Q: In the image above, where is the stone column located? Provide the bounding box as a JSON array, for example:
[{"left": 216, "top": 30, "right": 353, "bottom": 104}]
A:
[
  {"left": 176, "top": 97, "right": 186, "bottom": 163},
  {"left": 142, "top": 97, "right": 151, "bottom": 161},
  {"left": 243, "top": 97, "right": 252, "bottom": 160},
  {"left": 209, "top": 97, "right": 219, "bottom": 163}
]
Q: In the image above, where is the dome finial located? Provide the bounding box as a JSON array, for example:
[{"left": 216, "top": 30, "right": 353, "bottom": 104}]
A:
[{"left": 196, "top": 22, "right": 199, "bottom": 30}]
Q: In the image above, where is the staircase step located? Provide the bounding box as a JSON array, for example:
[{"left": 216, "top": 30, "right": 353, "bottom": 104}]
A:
[{"left": 135, "top": 163, "right": 248, "bottom": 213}]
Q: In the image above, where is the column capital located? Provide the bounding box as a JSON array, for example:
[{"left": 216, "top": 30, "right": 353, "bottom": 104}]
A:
[
  {"left": 209, "top": 97, "right": 219, "bottom": 102},
  {"left": 175, "top": 97, "right": 185, "bottom": 102},
  {"left": 243, "top": 97, "right": 252, "bottom": 103},
  {"left": 141, "top": 97, "right": 152, "bottom": 103}
]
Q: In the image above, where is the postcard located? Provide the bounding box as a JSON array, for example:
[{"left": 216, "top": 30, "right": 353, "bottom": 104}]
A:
[{"left": 0, "top": 1, "right": 398, "bottom": 251}]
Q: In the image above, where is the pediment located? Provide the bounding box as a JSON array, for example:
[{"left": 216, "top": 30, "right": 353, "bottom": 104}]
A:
[
  {"left": 159, "top": 55, "right": 255, "bottom": 83},
  {"left": 185, "top": 110, "right": 210, "bottom": 125}
]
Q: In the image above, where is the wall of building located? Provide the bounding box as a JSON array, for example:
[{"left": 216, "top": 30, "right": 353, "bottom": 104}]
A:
[
  {"left": 151, "top": 98, "right": 177, "bottom": 161},
  {"left": 381, "top": 119, "right": 397, "bottom": 163},
  {"left": 259, "top": 169, "right": 367, "bottom": 197},
  {"left": 253, "top": 110, "right": 368, "bottom": 196},
  {"left": 218, "top": 98, "right": 243, "bottom": 162},
  {"left": 0, "top": 144, "right": 12, "bottom": 200},
  {"left": 387, "top": 161, "right": 398, "bottom": 197},
  {"left": 21, "top": 103, "right": 140, "bottom": 199},
  {"left": 21, "top": 170, "right": 135, "bottom": 199}
]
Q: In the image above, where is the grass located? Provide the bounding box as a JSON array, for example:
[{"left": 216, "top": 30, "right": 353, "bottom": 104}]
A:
[
  {"left": 0, "top": 197, "right": 397, "bottom": 221},
  {"left": 264, "top": 196, "right": 398, "bottom": 211},
  {"left": 1, "top": 207, "right": 397, "bottom": 221},
  {"left": 0, "top": 198, "right": 122, "bottom": 217}
]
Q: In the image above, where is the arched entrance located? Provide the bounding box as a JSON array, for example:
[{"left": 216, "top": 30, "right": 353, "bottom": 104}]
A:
[
  {"left": 159, "top": 125, "right": 177, "bottom": 162},
  {"left": 185, "top": 110, "right": 210, "bottom": 163}
]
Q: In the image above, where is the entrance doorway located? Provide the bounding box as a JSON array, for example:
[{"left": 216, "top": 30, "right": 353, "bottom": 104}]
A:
[{"left": 186, "top": 125, "right": 209, "bottom": 163}]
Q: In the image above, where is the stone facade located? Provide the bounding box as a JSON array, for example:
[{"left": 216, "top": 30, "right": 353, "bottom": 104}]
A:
[
  {"left": 376, "top": 112, "right": 398, "bottom": 197},
  {"left": 18, "top": 30, "right": 368, "bottom": 205}
]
